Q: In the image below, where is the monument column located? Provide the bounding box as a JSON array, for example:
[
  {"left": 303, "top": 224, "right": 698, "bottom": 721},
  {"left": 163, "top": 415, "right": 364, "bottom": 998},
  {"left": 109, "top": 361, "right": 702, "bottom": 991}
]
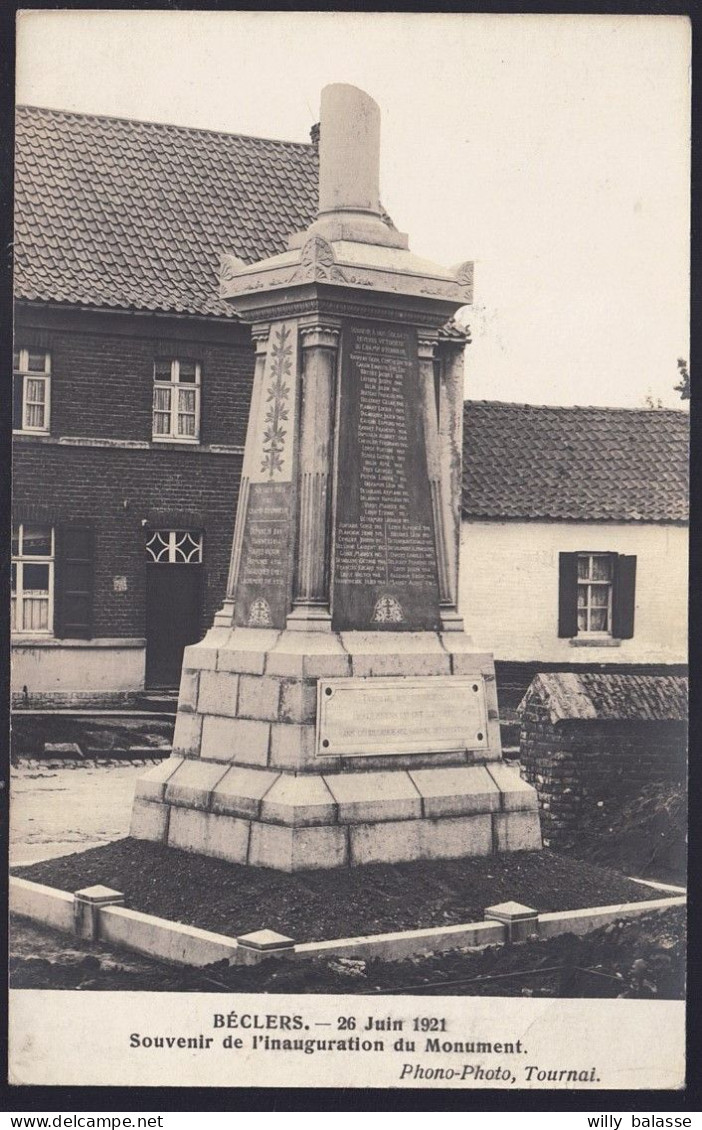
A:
[
  {"left": 287, "top": 317, "right": 341, "bottom": 631},
  {"left": 213, "top": 324, "right": 270, "bottom": 628},
  {"left": 418, "top": 334, "right": 463, "bottom": 631},
  {"left": 131, "top": 82, "right": 542, "bottom": 870},
  {"left": 437, "top": 337, "right": 467, "bottom": 631}
]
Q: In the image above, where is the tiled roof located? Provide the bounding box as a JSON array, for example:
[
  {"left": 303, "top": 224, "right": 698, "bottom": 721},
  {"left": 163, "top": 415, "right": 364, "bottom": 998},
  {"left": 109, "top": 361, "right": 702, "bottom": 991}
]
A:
[
  {"left": 463, "top": 401, "right": 688, "bottom": 523},
  {"left": 518, "top": 672, "right": 688, "bottom": 723},
  {"left": 14, "top": 105, "right": 319, "bottom": 318}
]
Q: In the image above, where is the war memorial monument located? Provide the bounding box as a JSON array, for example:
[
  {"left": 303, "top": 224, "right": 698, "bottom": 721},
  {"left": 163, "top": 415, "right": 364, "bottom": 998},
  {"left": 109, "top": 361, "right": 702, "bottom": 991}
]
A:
[{"left": 130, "top": 84, "right": 542, "bottom": 870}]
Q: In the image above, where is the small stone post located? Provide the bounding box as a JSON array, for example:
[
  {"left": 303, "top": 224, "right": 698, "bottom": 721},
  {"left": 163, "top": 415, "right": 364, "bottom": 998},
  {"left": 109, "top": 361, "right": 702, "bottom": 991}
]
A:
[{"left": 74, "top": 885, "right": 125, "bottom": 941}]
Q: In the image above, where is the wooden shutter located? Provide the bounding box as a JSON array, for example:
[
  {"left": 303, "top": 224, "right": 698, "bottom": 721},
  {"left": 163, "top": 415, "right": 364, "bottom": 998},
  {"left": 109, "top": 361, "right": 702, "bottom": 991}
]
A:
[
  {"left": 55, "top": 524, "right": 95, "bottom": 639},
  {"left": 612, "top": 554, "right": 637, "bottom": 639},
  {"left": 12, "top": 374, "right": 24, "bottom": 430},
  {"left": 558, "top": 552, "right": 579, "bottom": 637}
]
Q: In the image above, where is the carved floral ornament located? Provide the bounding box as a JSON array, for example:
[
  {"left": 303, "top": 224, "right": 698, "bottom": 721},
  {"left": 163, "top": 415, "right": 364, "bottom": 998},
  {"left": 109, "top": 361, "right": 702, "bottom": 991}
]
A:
[
  {"left": 372, "top": 594, "right": 405, "bottom": 623},
  {"left": 454, "top": 262, "right": 474, "bottom": 286},
  {"left": 221, "top": 242, "right": 473, "bottom": 301},
  {"left": 260, "top": 323, "right": 293, "bottom": 480},
  {"left": 247, "top": 597, "right": 273, "bottom": 626},
  {"left": 291, "top": 236, "right": 372, "bottom": 286}
]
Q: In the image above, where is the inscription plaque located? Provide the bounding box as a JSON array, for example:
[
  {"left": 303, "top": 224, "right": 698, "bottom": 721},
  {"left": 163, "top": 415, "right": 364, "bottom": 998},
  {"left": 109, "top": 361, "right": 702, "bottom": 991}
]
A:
[
  {"left": 233, "top": 320, "right": 298, "bottom": 628},
  {"left": 234, "top": 482, "right": 295, "bottom": 628},
  {"left": 317, "top": 676, "right": 489, "bottom": 757},
  {"left": 332, "top": 321, "right": 441, "bottom": 631}
]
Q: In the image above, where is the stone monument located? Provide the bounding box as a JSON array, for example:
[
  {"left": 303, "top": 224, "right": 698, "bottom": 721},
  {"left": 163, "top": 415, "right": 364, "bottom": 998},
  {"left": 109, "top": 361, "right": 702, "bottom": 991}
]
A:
[{"left": 131, "top": 84, "right": 542, "bottom": 869}]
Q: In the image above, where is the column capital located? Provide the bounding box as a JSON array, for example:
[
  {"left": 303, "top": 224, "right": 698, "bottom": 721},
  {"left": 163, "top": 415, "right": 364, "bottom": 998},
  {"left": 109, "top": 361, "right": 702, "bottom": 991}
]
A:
[
  {"left": 439, "top": 334, "right": 468, "bottom": 359},
  {"left": 250, "top": 323, "right": 270, "bottom": 352},
  {"left": 299, "top": 316, "right": 342, "bottom": 351},
  {"left": 417, "top": 334, "right": 439, "bottom": 361}
]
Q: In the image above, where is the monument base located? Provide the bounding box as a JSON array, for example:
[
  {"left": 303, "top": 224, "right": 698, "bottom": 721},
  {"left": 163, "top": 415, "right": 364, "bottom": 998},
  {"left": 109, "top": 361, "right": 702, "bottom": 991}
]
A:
[{"left": 130, "top": 629, "right": 542, "bottom": 870}]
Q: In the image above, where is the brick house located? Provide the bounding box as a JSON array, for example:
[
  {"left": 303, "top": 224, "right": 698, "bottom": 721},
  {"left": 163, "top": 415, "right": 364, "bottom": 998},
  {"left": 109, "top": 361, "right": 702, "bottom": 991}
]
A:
[
  {"left": 460, "top": 401, "right": 689, "bottom": 717},
  {"left": 12, "top": 105, "right": 317, "bottom": 704}
]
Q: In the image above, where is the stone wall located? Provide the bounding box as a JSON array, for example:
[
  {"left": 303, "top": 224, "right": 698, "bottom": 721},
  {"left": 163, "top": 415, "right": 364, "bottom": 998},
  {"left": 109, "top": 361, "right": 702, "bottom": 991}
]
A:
[{"left": 520, "top": 698, "right": 686, "bottom": 848}]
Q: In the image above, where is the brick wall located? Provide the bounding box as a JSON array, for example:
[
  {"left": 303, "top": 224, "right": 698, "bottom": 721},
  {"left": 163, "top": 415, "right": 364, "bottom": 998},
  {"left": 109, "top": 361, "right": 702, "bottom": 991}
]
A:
[
  {"left": 15, "top": 307, "right": 254, "bottom": 446},
  {"left": 13, "top": 443, "right": 242, "bottom": 635},
  {"left": 520, "top": 699, "right": 687, "bottom": 848},
  {"left": 13, "top": 306, "right": 251, "bottom": 642}
]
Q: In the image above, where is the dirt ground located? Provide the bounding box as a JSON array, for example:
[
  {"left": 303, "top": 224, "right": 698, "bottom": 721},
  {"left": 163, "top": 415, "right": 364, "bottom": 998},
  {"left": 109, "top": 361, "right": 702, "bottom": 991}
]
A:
[
  {"left": 9, "top": 762, "right": 686, "bottom": 997},
  {"left": 10, "top": 762, "right": 141, "bottom": 864},
  {"left": 14, "top": 837, "right": 657, "bottom": 943},
  {"left": 565, "top": 782, "right": 687, "bottom": 887}
]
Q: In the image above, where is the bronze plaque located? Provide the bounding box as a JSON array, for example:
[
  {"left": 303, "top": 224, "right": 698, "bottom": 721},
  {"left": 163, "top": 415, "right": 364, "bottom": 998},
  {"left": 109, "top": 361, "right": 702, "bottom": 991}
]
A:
[{"left": 316, "top": 676, "right": 489, "bottom": 757}]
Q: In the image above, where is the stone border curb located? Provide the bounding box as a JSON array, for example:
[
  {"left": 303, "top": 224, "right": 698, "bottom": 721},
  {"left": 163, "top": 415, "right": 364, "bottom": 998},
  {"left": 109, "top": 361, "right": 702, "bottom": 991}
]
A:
[
  {"left": 628, "top": 876, "right": 687, "bottom": 895},
  {"left": 537, "top": 896, "right": 686, "bottom": 938},
  {"left": 10, "top": 877, "right": 75, "bottom": 934},
  {"left": 9, "top": 875, "right": 686, "bottom": 970}
]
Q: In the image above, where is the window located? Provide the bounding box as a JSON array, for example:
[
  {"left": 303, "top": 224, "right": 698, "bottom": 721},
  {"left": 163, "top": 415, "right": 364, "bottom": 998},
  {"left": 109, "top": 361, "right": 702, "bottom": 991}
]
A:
[
  {"left": 11, "top": 524, "right": 54, "bottom": 633},
  {"left": 558, "top": 552, "right": 637, "bottom": 640},
  {"left": 13, "top": 349, "right": 51, "bottom": 433},
  {"left": 577, "top": 553, "right": 613, "bottom": 634},
  {"left": 152, "top": 359, "right": 201, "bottom": 442},
  {"left": 11, "top": 524, "right": 95, "bottom": 639},
  {"left": 146, "top": 530, "right": 203, "bottom": 563}
]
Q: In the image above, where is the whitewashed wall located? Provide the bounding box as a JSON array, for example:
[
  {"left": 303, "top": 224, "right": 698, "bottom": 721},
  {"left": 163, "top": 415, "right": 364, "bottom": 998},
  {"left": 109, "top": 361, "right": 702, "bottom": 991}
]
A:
[
  {"left": 11, "top": 639, "right": 146, "bottom": 701},
  {"left": 459, "top": 520, "right": 688, "bottom": 664}
]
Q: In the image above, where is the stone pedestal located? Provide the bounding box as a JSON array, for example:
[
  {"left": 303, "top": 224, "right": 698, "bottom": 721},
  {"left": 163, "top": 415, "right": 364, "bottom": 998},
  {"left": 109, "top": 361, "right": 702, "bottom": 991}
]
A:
[
  {"left": 131, "top": 83, "right": 541, "bottom": 869},
  {"left": 131, "top": 628, "right": 541, "bottom": 869}
]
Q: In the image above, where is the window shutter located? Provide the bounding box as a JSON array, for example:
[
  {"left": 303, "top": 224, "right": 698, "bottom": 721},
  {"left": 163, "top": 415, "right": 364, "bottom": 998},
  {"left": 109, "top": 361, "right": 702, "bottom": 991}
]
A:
[
  {"left": 56, "top": 525, "right": 95, "bottom": 639},
  {"left": 12, "top": 374, "right": 23, "bottom": 430},
  {"left": 558, "top": 552, "right": 579, "bottom": 637},
  {"left": 612, "top": 554, "right": 637, "bottom": 639}
]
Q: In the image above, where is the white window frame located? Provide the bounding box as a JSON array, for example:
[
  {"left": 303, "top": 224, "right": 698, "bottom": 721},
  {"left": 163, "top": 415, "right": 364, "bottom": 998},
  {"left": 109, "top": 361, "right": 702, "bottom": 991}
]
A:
[
  {"left": 12, "top": 523, "right": 55, "bottom": 636},
  {"left": 576, "top": 552, "right": 614, "bottom": 637},
  {"left": 151, "top": 359, "right": 201, "bottom": 444},
  {"left": 13, "top": 349, "right": 51, "bottom": 434}
]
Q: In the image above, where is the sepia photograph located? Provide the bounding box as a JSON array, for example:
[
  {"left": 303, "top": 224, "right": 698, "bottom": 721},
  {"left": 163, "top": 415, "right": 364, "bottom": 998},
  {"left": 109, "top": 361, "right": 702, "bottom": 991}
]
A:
[{"left": 8, "top": 10, "right": 690, "bottom": 1092}]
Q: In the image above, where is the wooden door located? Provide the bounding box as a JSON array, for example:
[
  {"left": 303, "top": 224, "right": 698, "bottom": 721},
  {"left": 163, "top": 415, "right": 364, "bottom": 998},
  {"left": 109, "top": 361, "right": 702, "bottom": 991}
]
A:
[{"left": 145, "top": 563, "right": 203, "bottom": 688}]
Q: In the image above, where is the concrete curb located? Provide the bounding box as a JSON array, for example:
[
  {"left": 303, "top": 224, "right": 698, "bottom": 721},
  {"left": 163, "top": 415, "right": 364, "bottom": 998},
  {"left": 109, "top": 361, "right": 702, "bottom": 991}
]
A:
[
  {"left": 10, "top": 877, "right": 76, "bottom": 934},
  {"left": 9, "top": 874, "right": 686, "bottom": 970},
  {"left": 538, "top": 895, "right": 686, "bottom": 938},
  {"left": 628, "top": 876, "right": 687, "bottom": 895},
  {"left": 295, "top": 920, "right": 506, "bottom": 962},
  {"left": 100, "top": 906, "right": 240, "bottom": 966},
  {"left": 14, "top": 756, "right": 168, "bottom": 769}
]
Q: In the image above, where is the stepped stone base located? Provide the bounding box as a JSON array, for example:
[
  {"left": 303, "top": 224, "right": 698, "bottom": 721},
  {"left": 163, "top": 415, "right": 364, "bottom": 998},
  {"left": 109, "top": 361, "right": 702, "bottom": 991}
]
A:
[{"left": 130, "top": 628, "right": 542, "bottom": 870}]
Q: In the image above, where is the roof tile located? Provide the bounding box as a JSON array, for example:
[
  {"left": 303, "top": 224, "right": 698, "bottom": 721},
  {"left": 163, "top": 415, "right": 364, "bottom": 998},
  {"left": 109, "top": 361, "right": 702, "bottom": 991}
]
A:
[
  {"left": 519, "top": 672, "right": 688, "bottom": 723},
  {"left": 462, "top": 400, "right": 688, "bottom": 523},
  {"left": 15, "top": 104, "right": 467, "bottom": 345},
  {"left": 14, "top": 104, "right": 319, "bottom": 318}
]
